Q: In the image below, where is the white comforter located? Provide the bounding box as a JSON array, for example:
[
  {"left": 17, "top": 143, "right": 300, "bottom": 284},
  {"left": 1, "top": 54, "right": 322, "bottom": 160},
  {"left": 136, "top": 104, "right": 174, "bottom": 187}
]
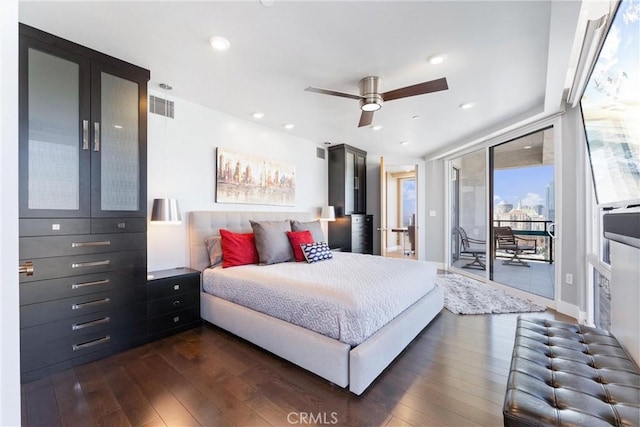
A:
[{"left": 202, "top": 252, "right": 437, "bottom": 346}]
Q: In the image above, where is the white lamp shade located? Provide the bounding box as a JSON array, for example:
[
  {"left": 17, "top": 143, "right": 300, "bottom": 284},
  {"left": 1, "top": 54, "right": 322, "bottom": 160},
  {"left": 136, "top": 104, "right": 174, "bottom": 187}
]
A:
[
  {"left": 150, "top": 198, "right": 181, "bottom": 223},
  {"left": 321, "top": 205, "right": 336, "bottom": 221}
]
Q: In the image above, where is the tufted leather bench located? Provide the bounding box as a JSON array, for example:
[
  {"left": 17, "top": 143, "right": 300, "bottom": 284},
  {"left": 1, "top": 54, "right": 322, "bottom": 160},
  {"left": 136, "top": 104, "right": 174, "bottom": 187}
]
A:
[{"left": 503, "top": 317, "right": 640, "bottom": 426}]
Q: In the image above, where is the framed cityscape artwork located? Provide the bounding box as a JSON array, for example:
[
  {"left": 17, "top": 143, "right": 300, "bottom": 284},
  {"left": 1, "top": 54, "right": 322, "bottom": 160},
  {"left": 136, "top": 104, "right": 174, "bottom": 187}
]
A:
[{"left": 215, "top": 147, "right": 296, "bottom": 206}]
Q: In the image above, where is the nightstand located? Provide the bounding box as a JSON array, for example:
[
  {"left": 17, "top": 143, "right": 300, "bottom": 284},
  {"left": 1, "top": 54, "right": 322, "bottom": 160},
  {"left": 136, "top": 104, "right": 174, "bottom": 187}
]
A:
[{"left": 147, "top": 268, "right": 201, "bottom": 340}]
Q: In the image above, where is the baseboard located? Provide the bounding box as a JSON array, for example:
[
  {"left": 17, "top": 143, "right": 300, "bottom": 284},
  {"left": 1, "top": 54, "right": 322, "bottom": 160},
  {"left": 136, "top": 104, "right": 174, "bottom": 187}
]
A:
[{"left": 555, "top": 300, "right": 581, "bottom": 322}]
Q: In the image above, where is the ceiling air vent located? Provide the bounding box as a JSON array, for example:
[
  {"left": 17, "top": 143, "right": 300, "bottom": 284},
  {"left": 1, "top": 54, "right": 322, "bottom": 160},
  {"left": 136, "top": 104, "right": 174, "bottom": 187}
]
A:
[
  {"left": 149, "top": 95, "right": 174, "bottom": 118},
  {"left": 316, "top": 147, "right": 326, "bottom": 159}
]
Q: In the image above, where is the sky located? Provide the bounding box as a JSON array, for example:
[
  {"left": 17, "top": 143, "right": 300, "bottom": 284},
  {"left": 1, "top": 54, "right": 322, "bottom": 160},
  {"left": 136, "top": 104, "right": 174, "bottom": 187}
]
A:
[{"left": 493, "top": 165, "right": 554, "bottom": 208}]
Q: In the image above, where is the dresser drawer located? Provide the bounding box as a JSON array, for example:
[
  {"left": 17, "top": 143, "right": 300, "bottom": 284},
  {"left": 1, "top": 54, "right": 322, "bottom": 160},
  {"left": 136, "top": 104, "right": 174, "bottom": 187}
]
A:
[
  {"left": 148, "top": 291, "right": 199, "bottom": 318},
  {"left": 147, "top": 273, "right": 200, "bottom": 300},
  {"left": 20, "top": 218, "right": 91, "bottom": 237},
  {"left": 20, "top": 269, "right": 146, "bottom": 305},
  {"left": 21, "top": 286, "right": 144, "bottom": 328},
  {"left": 91, "top": 218, "right": 146, "bottom": 234},
  {"left": 21, "top": 303, "right": 146, "bottom": 353},
  {"left": 20, "top": 318, "right": 146, "bottom": 373},
  {"left": 19, "top": 250, "right": 146, "bottom": 283},
  {"left": 147, "top": 306, "right": 200, "bottom": 336},
  {"left": 20, "top": 232, "right": 146, "bottom": 259}
]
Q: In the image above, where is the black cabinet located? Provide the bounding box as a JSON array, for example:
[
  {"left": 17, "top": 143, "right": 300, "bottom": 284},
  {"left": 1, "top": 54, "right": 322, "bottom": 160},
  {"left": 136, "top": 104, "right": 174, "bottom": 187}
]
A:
[
  {"left": 328, "top": 214, "right": 373, "bottom": 254},
  {"left": 328, "top": 144, "right": 367, "bottom": 216},
  {"left": 19, "top": 24, "right": 148, "bottom": 219},
  {"left": 147, "top": 268, "right": 201, "bottom": 340},
  {"left": 328, "top": 144, "right": 372, "bottom": 253},
  {"left": 18, "top": 25, "right": 149, "bottom": 382}
]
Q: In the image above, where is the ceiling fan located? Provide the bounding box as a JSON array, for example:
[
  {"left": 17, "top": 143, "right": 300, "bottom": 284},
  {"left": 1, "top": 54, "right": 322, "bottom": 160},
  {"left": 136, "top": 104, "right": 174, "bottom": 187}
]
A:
[{"left": 305, "top": 76, "right": 448, "bottom": 127}]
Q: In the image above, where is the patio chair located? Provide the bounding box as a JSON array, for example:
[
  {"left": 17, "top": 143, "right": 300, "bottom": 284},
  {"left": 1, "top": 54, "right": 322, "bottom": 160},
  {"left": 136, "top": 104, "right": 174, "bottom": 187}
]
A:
[
  {"left": 494, "top": 226, "right": 537, "bottom": 267},
  {"left": 457, "top": 227, "right": 486, "bottom": 270}
]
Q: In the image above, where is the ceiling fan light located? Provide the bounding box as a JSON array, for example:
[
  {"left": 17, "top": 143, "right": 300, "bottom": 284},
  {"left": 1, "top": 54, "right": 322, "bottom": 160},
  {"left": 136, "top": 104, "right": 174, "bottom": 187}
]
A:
[{"left": 361, "top": 101, "right": 381, "bottom": 112}]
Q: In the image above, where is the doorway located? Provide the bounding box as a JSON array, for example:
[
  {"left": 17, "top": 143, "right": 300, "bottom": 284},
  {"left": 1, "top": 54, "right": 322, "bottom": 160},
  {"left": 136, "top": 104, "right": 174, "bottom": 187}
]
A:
[
  {"left": 448, "top": 127, "right": 557, "bottom": 300},
  {"left": 380, "top": 158, "right": 418, "bottom": 259},
  {"left": 490, "top": 128, "right": 555, "bottom": 299}
]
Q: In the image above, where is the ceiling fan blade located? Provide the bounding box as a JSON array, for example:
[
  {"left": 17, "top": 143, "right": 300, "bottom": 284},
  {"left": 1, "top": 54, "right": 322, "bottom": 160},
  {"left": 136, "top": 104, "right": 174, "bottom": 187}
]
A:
[
  {"left": 304, "top": 86, "right": 362, "bottom": 100},
  {"left": 358, "top": 110, "right": 374, "bottom": 127},
  {"left": 382, "top": 77, "right": 449, "bottom": 102}
]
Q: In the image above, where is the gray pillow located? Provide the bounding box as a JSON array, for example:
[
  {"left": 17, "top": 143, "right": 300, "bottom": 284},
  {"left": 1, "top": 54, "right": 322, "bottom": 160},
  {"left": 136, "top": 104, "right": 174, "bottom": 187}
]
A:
[
  {"left": 290, "top": 219, "right": 325, "bottom": 242},
  {"left": 250, "top": 220, "right": 293, "bottom": 265},
  {"left": 204, "top": 235, "right": 223, "bottom": 267}
]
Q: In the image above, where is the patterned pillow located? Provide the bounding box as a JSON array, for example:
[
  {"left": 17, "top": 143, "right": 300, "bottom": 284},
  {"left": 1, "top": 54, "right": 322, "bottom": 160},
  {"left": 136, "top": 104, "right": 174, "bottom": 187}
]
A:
[{"left": 300, "top": 241, "right": 333, "bottom": 263}]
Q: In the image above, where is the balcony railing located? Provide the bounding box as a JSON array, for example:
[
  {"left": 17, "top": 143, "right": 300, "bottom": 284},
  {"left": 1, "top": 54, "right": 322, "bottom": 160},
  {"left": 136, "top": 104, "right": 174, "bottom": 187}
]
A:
[{"left": 493, "top": 219, "right": 554, "bottom": 264}]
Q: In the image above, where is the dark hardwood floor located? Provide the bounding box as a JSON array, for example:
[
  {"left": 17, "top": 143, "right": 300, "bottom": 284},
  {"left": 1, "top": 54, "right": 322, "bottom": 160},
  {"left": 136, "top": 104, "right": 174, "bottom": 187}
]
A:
[{"left": 21, "top": 309, "right": 573, "bottom": 427}]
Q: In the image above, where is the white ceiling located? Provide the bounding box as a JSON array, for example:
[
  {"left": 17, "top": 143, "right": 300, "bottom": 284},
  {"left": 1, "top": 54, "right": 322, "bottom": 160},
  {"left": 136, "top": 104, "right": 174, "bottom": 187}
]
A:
[{"left": 19, "top": 1, "right": 584, "bottom": 159}]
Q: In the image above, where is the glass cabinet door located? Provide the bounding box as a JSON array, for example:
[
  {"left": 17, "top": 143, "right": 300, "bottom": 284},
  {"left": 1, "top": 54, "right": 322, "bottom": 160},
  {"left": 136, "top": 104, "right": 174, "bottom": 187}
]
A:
[
  {"left": 20, "top": 45, "right": 91, "bottom": 217},
  {"left": 91, "top": 68, "right": 146, "bottom": 217},
  {"left": 345, "top": 151, "right": 355, "bottom": 214}
]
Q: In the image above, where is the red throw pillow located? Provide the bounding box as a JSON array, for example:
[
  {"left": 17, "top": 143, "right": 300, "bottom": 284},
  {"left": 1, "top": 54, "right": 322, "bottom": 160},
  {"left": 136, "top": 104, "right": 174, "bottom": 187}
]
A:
[
  {"left": 220, "top": 229, "right": 259, "bottom": 268},
  {"left": 286, "top": 230, "right": 314, "bottom": 262}
]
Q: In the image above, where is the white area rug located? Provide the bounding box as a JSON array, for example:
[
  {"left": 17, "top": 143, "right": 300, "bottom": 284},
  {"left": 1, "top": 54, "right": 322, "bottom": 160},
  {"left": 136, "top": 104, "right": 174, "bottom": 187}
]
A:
[{"left": 436, "top": 273, "right": 546, "bottom": 315}]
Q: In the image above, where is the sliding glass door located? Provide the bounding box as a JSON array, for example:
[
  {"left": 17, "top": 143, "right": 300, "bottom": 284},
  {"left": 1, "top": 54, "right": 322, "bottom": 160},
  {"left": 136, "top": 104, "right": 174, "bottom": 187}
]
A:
[
  {"left": 490, "top": 128, "right": 555, "bottom": 298},
  {"left": 449, "top": 149, "right": 486, "bottom": 279},
  {"left": 449, "top": 127, "right": 556, "bottom": 300}
]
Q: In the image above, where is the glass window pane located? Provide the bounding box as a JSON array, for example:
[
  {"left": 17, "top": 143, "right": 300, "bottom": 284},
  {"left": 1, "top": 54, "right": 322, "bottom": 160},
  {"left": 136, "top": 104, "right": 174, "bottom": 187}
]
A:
[
  {"left": 28, "top": 48, "right": 80, "bottom": 210},
  {"left": 100, "top": 72, "right": 139, "bottom": 211},
  {"left": 450, "top": 149, "right": 486, "bottom": 278}
]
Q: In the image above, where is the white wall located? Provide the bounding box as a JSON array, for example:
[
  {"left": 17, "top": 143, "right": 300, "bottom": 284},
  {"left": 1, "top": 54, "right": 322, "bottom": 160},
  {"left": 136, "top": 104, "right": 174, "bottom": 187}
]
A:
[
  {"left": 0, "top": 1, "right": 21, "bottom": 424},
  {"left": 147, "top": 92, "right": 327, "bottom": 271}
]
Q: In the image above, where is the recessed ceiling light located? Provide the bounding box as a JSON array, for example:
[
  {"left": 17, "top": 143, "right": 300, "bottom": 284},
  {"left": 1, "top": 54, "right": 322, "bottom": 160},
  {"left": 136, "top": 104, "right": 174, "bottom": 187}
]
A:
[
  {"left": 113, "top": 125, "right": 123, "bottom": 129},
  {"left": 324, "top": 141, "right": 332, "bottom": 145},
  {"left": 252, "top": 111, "right": 264, "bottom": 119},
  {"left": 412, "top": 115, "right": 421, "bottom": 120},
  {"left": 427, "top": 53, "right": 447, "bottom": 65},
  {"left": 209, "top": 36, "right": 230, "bottom": 51},
  {"left": 400, "top": 141, "right": 409, "bottom": 146},
  {"left": 524, "top": 145, "right": 532, "bottom": 149},
  {"left": 372, "top": 125, "right": 383, "bottom": 131},
  {"left": 283, "top": 123, "right": 295, "bottom": 130},
  {"left": 459, "top": 102, "right": 475, "bottom": 110}
]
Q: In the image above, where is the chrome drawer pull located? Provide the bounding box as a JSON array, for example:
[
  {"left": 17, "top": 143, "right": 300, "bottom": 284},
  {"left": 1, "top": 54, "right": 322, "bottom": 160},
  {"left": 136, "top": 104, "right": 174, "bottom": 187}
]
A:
[
  {"left": 72, "top": 260, "right": 110, "bottom": 268},
  {"left": 82, "top": 120, "right": 89, "bottom": 150},
  {"left": 173, "top": 300, "right": 181, "bottom": 307},
  {"left": 72, "top": 317, "right": 110, "bottom": 330},
  {"left": 72, "top": 279, "right": 110, "bottom": 290},
  {"left": 93, "top": 122, "right": 100, "bottom": 152},
  {"left": 72, "top": 241, "right": 111, "bottom": 248},
  {"left": 72, "top": 297, "right": 110, "bottom": 310},
  {"left": 73, "top": 335, "right": 110, "bottom": 351},
  {"left": 173, "top": 316, "right": 180, "bottom": 323}
]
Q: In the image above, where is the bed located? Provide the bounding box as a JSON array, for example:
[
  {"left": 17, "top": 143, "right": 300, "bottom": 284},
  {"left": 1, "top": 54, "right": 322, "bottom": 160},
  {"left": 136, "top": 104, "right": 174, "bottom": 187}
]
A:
[{"left": 189, "top": 211, "right": 443, "bottom": 395}]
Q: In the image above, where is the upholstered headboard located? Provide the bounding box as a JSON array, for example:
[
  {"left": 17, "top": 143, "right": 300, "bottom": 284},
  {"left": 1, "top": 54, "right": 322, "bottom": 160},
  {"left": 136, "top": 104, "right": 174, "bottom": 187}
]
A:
[{"left": 188, "top": 211, "right": 313, "bottom": 272}]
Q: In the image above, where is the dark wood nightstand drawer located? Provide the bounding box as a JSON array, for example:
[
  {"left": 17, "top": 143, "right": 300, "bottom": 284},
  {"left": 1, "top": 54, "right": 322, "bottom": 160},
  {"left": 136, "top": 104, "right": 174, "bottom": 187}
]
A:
[
  {"left": 147, "top": 306, "right": 200, "bottom": 336},
  {"left": 148, "top": 291, "right": 199, "bottom": 317},
  {"left": 147, "top": 272, "right": 200, "bottom": 300},
  {"left": 147, "top": 268, "right": 201, "bottom": 340}
]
